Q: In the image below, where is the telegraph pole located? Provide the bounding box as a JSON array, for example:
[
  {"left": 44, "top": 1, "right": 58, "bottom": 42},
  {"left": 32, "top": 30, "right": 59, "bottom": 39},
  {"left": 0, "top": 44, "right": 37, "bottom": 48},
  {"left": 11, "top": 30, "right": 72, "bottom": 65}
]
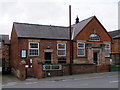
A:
[{"left": 69, "top": 5, "right": 73, "bottom": 75}]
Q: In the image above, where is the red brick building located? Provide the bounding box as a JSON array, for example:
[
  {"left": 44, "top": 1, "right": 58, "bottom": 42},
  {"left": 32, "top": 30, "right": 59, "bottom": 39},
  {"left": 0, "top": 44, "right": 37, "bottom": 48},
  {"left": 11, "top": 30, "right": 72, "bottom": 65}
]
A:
[
  {"left": 0, "top": 35, "right": 11, "bottom": 74},
  {"left": 72, "top": 16, "right": 112, "bottom": 65},
  {"left": 109, "top": 30, "right": 120, "bottom": 65},
  {"left": 10, "top": 16, "right": 112, "bottom": 80}
]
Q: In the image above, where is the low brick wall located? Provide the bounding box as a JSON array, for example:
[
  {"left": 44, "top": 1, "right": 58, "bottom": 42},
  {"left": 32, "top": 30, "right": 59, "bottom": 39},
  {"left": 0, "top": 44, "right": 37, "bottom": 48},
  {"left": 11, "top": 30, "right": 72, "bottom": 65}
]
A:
[
  {"left": 72, "top": 64, "right": 96, "bottom": 74},
  {"left": 62, "top": 64, "right": 70, "bottom": 75},
  {"left": 42, "top": 64, "right": 97, "bottom": 77},
  {"left": 43, "top": 70, "right": 63, "bottom": 77},
  {"left": 17, "top": 63, "right": 110, "bottom": 80},
  {"left": 97, "top": 65, "right": 110, "bottom": 72},
  {"left": 42, "top": 64, "right": 110, "bottom": 78},
  {"left": 27, "top": 68, "right": 34, "bottom": 77}
]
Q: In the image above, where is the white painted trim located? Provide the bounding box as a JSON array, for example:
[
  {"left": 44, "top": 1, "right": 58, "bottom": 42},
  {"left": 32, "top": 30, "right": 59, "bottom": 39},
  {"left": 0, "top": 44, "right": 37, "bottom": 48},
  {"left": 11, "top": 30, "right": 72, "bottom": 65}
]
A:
[
  {"left": 77, "top": 42, "right": 85, "bottom": 57},
  {"left": 104, "top": 43, "right": 111, "bottom": 57},
  {"left": 57, "top": 43, "right": 66, "bottom": 56},
  {"left": 77, "top": 40, "right": 86, "bottom": 42},
  {"left": 28, "top": 42, "right": 39, "bottom": 56}
]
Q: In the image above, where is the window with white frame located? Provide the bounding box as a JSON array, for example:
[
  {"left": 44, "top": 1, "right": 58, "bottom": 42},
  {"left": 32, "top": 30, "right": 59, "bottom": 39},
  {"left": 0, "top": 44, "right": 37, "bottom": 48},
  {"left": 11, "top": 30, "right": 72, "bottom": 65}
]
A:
[
  {"left": 29, "top": 42, "right": 39, "bottom": 56},
  {"left": 104, "top": 43, "right": 111, "bottom": 57},
  {"left": 57, "top": 43, "right": 66, "bottom": 56},
  {"left": 89, "top": 34, "right": 100, "bottom": 41},
  {"left": 77, "top": 42, "right": 85, "bottom": 56}
]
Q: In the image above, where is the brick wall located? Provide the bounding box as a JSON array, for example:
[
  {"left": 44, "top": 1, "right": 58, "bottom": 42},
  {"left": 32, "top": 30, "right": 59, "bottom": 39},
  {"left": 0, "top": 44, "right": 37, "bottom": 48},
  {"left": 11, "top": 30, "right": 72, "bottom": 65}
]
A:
[
  {"left": 10, "top": 27, "right": 19, "bottom": 72},
  {"left": 72, "top": 64, "right": 96, "bottom": 74},
  {"left": 17, "top": 39, "right": 70, "bottom": 65},
  {"left": 112, "top": 39, "right": 120, "bottom": 53},
  {"left": 97, "top": 65, "right": 110, "bottom": 72},
  {"left": 1, "top": 41, "right": 10, "bottom": 73},
  {"left": 73, "top": 17, "right": 112, "bottom": 64},
  {"left": 36, "top": 64, "right": 110, "bottom": 78}
]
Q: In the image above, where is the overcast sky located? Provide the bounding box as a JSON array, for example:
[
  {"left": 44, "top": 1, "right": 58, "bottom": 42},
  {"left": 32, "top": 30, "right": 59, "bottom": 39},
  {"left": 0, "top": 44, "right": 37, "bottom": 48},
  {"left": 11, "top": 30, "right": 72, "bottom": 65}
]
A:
[{"left": 0, "top": 0, "right": 119, "bottom": 36}]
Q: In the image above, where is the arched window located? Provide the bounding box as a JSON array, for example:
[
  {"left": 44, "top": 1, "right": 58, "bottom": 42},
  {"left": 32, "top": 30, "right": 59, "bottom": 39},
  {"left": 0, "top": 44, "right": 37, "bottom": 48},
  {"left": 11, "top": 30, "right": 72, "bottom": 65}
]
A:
[{"left": 89, "top": 34, "right": 100, "bottom": 41}]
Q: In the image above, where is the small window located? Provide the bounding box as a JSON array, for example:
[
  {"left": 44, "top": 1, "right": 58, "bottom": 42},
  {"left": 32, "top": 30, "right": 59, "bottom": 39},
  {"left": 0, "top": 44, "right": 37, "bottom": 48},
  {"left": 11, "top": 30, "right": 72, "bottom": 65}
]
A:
[
  {"left": 21, "top": 50, "right": 27, "bottom": 58},
  {"left": 77, "top": 42, "right": 85, "bottom": 56},
  {"left": 57, "top": 43, "right": 66, "bottom": 56},
  {"left": 29, "top": 42, "right": 39, "bottom": 56},
  {"left": 0, "top": 42, "right": 1, "bottom": 49},
  {"left": 89, "top": 34, "right": 100, "bottom": 41},
  {"left": 105, "top": 43, "right": 111, "bottom": 57}
]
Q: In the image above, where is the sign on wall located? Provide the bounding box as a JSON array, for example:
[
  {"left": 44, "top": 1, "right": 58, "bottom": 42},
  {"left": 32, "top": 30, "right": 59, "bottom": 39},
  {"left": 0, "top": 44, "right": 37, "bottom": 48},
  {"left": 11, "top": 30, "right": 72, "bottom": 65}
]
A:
[
  {"left": 30, "top": 59, "right": 32, "bottom": 63},
  {"left": 43, "top": 65, "right": 62, "bottom": 71}
]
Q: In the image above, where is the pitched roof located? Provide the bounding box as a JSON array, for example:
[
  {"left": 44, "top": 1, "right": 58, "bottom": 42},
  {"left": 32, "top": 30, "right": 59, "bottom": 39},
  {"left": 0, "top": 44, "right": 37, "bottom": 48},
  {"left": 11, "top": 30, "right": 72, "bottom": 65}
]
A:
[
  {"left": 0, "top": 35, "right": 10, "bottom": 44},
  {"left": 13, "top": 16, "right": 96, "bottom": 40},
  {"left": 108, "top": 30, "right": 120, "bottom": 39},
  {"left": 14, "top": 22, "right": 70, "bottom": 40},
  {"left": 72, "top": 16, "right": 94, "bottom": 38}
]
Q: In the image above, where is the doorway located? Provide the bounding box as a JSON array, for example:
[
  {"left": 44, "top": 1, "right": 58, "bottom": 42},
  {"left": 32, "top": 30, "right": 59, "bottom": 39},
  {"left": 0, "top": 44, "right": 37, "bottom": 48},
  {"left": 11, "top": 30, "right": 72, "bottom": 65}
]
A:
[
  {"left": 45, "top": 52, "right": 52, "bottom": 64},
  {"left": 93, "top": 52, "right": 98, "bottom": 64}
]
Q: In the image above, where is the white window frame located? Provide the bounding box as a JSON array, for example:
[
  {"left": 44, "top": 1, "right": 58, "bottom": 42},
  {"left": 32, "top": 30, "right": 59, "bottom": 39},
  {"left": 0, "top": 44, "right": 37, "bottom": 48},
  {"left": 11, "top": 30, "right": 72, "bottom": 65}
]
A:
[
  {"left": 104, "top": 43, "right": 111, "bottom": 57},
  {"left": 29, "top": 42, "right": 39, "bottom": 56},
  {"left": 57, "top": 43, "right": 66, "bottom": 56},
  {"left": 89, "top": 34, "right": 101, "bottom": 41},
  {"left": 77, "top": 42, "right": 85, "bottom": 57}
]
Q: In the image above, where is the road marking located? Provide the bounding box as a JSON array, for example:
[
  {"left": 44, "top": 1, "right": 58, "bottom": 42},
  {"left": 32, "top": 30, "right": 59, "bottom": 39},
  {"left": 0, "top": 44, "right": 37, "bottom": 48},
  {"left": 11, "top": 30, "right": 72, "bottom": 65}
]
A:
[{"left": 109, "top": 81, "right": 118, "bottom": 83}]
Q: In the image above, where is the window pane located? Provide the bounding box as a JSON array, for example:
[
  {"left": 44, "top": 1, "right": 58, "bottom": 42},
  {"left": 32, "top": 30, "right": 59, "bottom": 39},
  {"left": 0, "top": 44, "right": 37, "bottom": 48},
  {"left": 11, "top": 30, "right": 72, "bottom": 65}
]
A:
[
  {"left": 78, "top": 43, "right": 84, "bottom": 48},
  {"left": 30, "top": 43, "right": 38, "bottom": 48},
  {"left": 89, "top": 34, "right": 100, "bottom": 41},
  {"left": 105, "top": 44, "right": 110, "bottom": 48},
  {"left": 105, "top": 43, "right": 110, "bottom": 57},
  {"left": 78, "top": 49, "right": 84, "bottom": 55},
  {"left": 58, "top": 43, "right": 65, "bottom": 49},
  {"left": 58, "top": 50, "right": 65, "bottom": 56},
  {"left": 105, "top": 49, "right": 110, "bottom": 57},
  {"left": 21, "top": 50, "right": 26, "bottom": 58},
  {"left": 29, "top": 49, "right": 38, "bottom": 56}
]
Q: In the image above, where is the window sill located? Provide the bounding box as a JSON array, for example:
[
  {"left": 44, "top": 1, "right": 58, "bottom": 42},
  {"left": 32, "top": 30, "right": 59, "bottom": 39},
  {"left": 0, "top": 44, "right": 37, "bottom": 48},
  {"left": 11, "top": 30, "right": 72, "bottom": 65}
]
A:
[
  {"left": 58, "top": 56, "right": 66, "bottom": 57},
  {"left": 87, "top": 40, "right": 102, "bottom": 42},
  {"left": 29, "top": 56, "right": 40, "bottom": 58},
  {"left": 77, "top": 56, "right": 87, "bottom": 58}
]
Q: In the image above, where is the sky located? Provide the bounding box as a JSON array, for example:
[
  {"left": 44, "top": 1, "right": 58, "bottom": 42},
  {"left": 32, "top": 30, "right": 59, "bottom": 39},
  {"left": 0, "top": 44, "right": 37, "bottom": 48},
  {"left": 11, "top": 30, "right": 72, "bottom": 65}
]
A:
[{"left": 0, "top": 0, "right": 119, "bottom": 36}]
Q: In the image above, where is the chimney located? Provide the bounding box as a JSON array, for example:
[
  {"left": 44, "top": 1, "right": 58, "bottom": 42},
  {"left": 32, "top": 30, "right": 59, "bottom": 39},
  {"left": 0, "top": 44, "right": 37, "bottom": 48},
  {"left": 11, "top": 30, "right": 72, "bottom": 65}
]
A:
[{"left": 75, "top": 16, "right": 79, "bottom": 24}]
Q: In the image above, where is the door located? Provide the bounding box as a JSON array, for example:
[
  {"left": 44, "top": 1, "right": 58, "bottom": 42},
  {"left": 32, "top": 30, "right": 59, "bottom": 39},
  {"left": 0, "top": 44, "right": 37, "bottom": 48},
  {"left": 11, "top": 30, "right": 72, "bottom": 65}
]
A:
[
  {"left": 93, "top": 52, "right": 98, "bottom": 64},
  {"left": 45, "top": 52, "right": 51, "bottom": 64}
]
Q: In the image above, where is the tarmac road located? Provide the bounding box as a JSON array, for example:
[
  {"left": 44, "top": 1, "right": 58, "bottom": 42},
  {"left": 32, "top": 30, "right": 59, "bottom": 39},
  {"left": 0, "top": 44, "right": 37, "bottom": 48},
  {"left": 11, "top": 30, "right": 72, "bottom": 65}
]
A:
[{"left": 2, "top": 72, "right": 119, "bottom": 88}]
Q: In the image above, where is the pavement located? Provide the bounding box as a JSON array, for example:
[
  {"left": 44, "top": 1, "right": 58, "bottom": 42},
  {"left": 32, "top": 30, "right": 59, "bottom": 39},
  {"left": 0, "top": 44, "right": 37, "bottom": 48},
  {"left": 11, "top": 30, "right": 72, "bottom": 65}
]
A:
[{"left": 2, "top": 71, "right": 119, "bottom": 88}]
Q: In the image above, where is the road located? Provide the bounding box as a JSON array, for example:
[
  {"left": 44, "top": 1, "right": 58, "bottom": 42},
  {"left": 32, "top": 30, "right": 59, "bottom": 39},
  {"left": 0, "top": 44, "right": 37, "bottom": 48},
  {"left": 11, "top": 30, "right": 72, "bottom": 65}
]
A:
[{"left": 2, "top": 72, "right": 119, "bottom": 88}]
